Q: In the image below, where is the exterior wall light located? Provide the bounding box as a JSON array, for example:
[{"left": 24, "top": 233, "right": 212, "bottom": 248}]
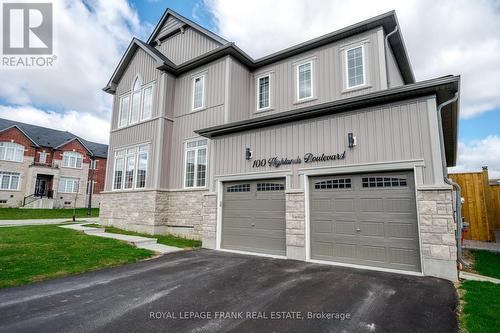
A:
[
  {"left": 348, "top": 133, "right": 357, "bottom": 148},
  {"left": 245, "top": 148, "right": 253, "bottom": 160}
]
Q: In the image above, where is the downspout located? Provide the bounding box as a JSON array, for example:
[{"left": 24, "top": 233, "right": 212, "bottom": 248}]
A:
[
  {"left": 384, "top": 26, "right": 398, "bottom": 88},
  {"left": 436, "top": 93, "right": 466, "bottom": 266}
]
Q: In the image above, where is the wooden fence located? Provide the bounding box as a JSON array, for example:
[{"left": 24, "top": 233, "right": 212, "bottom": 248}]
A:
[{"left": 449, "top": 167, "right": 498, "bottom": 242}]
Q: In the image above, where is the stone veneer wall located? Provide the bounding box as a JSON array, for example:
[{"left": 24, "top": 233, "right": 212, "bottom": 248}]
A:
[
  {"left": 285, "top": 191, "right": 306, "bottom": 260},
  {"left": 100, "top": 190, "right": 206, "bottom": 239},
  {"left": 201, "top": 193, "right": 217, "bottom": 249},
  {"left": 417, "top": 189, "right": 458, "bottom": 281}
]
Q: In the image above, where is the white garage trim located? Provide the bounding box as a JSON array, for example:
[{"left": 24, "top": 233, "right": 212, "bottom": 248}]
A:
[{"left": 303, "top": 160, "right": 425, "bottom": 276}]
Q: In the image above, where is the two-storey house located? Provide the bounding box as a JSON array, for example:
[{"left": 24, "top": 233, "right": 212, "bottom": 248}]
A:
[
  {"left": 101, "top": 9, "right": 461, "bottom": 281},
  {"left": 0, "top": 118, "right": 108, "bottom": 209}
]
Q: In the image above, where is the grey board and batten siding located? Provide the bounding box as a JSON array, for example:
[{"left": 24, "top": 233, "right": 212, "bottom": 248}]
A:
[
  {"left": 244, "top": 28, "right": 386, "bottom": 119},
  {"left": 210, "top": 96, "right": 442, "bottom": 189},
  {"left": 221, "top": 179, "right": 286, "bottom": 256},
  {"left": 156, "top": 28, "right": 222, "bottom": 65},
  {"left": 309, "top": 171, "right": 421, "bottom": 272},
  {"left": 158, "top": 15, "right": 184, "bottom": 37}
]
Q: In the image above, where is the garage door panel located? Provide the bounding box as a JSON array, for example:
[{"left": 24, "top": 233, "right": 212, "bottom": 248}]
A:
[
  {"left": 310, "top": 171, "right": 421, "bottom": 272},
  {"left": 222, "top": 179, "right": 286, "bottom": 256}
]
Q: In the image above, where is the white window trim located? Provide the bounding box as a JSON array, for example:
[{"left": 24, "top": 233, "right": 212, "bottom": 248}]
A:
[
  {"left": 256, "top": 74, "right": 272, "bottom": 111},
  {"left": 296, "top": 60, "right": 314, "bottom": 102},
  {"left": 118, "top": 94, "right": 130, "bottom": 129},
  {"left": 111, "top": 144, "right": 150, "bottom": 191},
  {"left": 58, "top": 177, "right": 80, "bottom": 194},
  {"left": 61, "top": 151, "right": 83, "bottom": 169},
  {"left": 183, "top": 138, "right": 209, "bottom": 189},
  {"left": 0, "top": 142, "right": 24, "bottom": 163},
  {"left": 191, "top": 74, "right": 206, "bottom": 111},
  {"left": 141, "top": 82, "right": 155, "bottom": 121},
  {"left": 345, "top": 44, "right": 367, "bottom": 89},
  {"left": 0, "top": 172, "right": 20, "bottom": 191}
]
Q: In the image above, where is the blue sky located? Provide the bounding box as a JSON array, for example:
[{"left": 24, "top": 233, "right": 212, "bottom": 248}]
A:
[{"left": 0, "top": 0, "right": 498, "bottom": 176}]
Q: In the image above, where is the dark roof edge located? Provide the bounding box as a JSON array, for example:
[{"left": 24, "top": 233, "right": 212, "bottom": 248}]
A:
[
  {"left": 53, "top": 137, "right": 94, "bottom": 156},
  {"left": 0, "top": 125, "right": 40, "bottom": 147},
  {"left": 195, "top": 75, "right": 460, "bottom": 138}
]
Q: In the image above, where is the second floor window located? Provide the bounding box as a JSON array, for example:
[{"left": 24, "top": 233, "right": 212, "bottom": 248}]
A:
[
  {"left": 119, "top": 95, "right": 130, "bottom": 128},
  {"left": 130, "top": 77, "right": 141, "bottom": 124},
  {"left": 142, "top": 85, "right": 153, "bottom": 120},
  {"left": 297, "top": 61, "right": 313, "bottom": 100},
  {"left": 0, "top": 142, "right": 24, "bottom": 162},
  {"left": 192, "top": 75, "right": 205, "bottom": 111},
  {"left": 257, "top": 75, "right": 270, "bottom": 110},
  {"left": 39, "top": 152, "right": 48, "bottom": 164},
  {"left": 62, "top": 151, "right": 83, "bottom": 169},
  {"left": 346, "top": 45, "right": 365, "bottom": 88},
  {"left": 58, "top": 177, "right": 79, "bottom": 193},
  {"left": 185, "top": 139, "right": 207, "bottom": 188}
]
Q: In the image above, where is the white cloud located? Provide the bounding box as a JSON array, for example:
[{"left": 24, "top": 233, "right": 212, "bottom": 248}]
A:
[
  {"left": 449, "top": 136, "right": 500, "bottom": 178},
  {"left": 0, "top": 105, "right": 110, "bottom": 144},
  {"left": 0, "top": 0, "right": 151, "bottom": 118},
  {"left": 206, "top": 0, "right": 500, "bottom": 118}
]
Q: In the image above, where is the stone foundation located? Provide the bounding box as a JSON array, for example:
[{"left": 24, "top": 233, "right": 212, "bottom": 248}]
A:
[
  {"left": 285, "top": 190, "right": 306, "bottom": 260},
  {"left": 99, "top": 189, "right": 207, "bottom": 239},
  {"left": 201, "top": 193, "right": 217, "bottom": 249},
  {"left": 417, "top": 189, "right": 458, "bottom": 281}
]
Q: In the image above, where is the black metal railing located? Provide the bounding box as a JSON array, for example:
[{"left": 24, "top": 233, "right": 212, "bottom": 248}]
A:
[{"left": 22, "top": 190, "right": 54, "bottom": 207}]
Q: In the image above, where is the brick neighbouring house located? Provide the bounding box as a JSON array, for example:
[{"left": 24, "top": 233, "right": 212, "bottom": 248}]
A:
[{"left": 0, "top": 118, "right": 108, "bottom": 209}]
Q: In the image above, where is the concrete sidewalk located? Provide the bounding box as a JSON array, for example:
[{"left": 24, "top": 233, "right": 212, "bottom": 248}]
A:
[
  {"left": 0, "top": 217, "right": 99, "bottom": 227},
  {"left": 463, "top": 240, "right": 500, "bottom": 253},
  {"left": 460, "top": 271, "right": 500, "bottom": 284},
  {"left": 60, "top": 223, "right": 183, "bottom": 254}
]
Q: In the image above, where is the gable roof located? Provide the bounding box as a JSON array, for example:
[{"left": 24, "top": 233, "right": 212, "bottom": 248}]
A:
[
  {"left": 104, "top": 9, "right": 414, "bottom": 94},
  {"left": 0, "top": 118, "right": 108, "bottom": 158},
  {"left": 147, "top": 9, "right": 228, "bottom": 46}
]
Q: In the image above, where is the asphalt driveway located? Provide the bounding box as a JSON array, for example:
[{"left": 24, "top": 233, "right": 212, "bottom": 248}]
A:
[{"left": 0, "top": 250, "right": 457, "bottom": 332}]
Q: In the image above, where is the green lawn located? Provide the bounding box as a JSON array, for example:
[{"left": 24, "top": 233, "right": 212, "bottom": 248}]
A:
[
  {"left": 460, "top": 281, "right": 500, "bottom": 333},
  {"left": 470, "top": 250, "right": 500, "bottom": 279},
  {"left": 84, "top": 224, "right": 201, "bottom": 249},
  {"left": 0, "top": 225, "right": 153, "bottom": 289},
  {"left": 0, "top": 208, "right": 99, "bottom": 220}
]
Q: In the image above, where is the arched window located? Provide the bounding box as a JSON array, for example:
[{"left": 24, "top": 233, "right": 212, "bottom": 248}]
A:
[
  {"left": 0, "top": 142, "right": 24, "bottom": 162},
  {"left": 62, "top": 151, "right": 83, "bottom": 169},
  {"left": 130, "top": 76, "right": 142, "bottom": 124}
]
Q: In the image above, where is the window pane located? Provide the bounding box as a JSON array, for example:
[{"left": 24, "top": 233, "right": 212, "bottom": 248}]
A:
[
  {"left": 76, "top": 156, "right": 82, "bottom": 169},
  {"left": 142, "top": 86, "right": 153, "bottom": 120},
  {"left": 113, "top": 157, "right": 124, "bottom": 190},
  {"left": 193, "top": 77, "right": 204, "bottom": 109},
  {"left": 298, "top": 63, "right": 312, "bottom": 99},
  {"left": 5, "top": 147, "right": 14, "bottom": 161},
  {"left": 130, "top": 91, "right": 141, "bottom": 123},
  {"left": 258, "top": 76, "right": 270, "bottom": 109},
  {"left": 119, "top": 96, "right": 130, "bottom": 127},
  {"left": 14, "top": 148, "right": 23, "bottom": 161},
  {"left": 1, "top": 175, "right": 9, "bottom": 189},
  {"left": 196, "top": 148, "right": 207, "bottom": 187},
  {"left": 185, "top": 150, "right": 195, "bottom": 187},
  {"left": 136, "top": 149, "right": 148, "bottom": 188},
  {"left": 0, "top": 145, "right": 4, "bottom": 159},
  {"left": 10, "top": 175, "right": 19, "bottom": 190},
  {"left": 347, "top": 47, "right": 364, "bottom": 87},
  {"left": 124, "top": 155, "right": 135, "bottom": 189}
]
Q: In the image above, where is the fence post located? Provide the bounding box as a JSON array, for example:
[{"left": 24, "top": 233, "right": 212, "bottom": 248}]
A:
[{"left": 482, "top": 166, "right": 495, "bottom": 242}]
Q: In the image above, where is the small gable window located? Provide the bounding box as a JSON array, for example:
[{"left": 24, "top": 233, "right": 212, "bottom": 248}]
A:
[
  {"left": 62, "top": 151, "right": 83, "bottom": 169},
  {"left": 118, "top": 75, "right": 154, "bottom": 128},
  {"left": 0, "top": 142, "right": 24, "bottom": 162}
]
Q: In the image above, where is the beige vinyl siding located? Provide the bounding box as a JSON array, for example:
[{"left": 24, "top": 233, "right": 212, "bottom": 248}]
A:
[
  {"left": 113, "top": 48, "right": 162, "bottom": 129},
  {"left": 156, "top": 28, "right": 221, "bottom": 65},
  {"left": 172, "top": 58, "right": 226, "bottom": 117},
  {"left": 240, "top": 28, "right": 382, "bottom": 118},
  {"left": 229, "top": 59, "right": 252, "bottom": 122},
  {"left": 105, "top": 121, "right": 158, "bottom": 191},
  {"left": 158, "top": 15, "right": 184, "bottom": 36},
  {"left": 386, "top": 44, "right": 404, "bottom": 88},
  {"left": 210, "top": 96, "right": 438, "bottom": 189}
]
